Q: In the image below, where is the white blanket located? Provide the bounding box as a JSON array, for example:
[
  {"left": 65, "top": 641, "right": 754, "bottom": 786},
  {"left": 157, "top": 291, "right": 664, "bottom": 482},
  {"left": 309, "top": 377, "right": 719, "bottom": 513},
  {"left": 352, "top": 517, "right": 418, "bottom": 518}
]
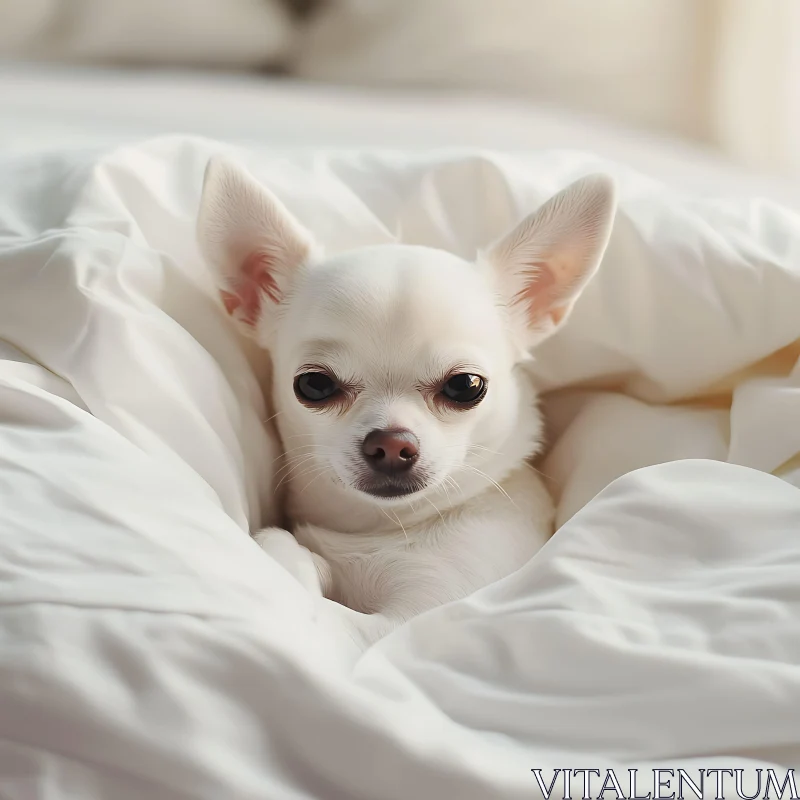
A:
[{"left": 1, "top": 137, "right": 799, "bottom": 798}]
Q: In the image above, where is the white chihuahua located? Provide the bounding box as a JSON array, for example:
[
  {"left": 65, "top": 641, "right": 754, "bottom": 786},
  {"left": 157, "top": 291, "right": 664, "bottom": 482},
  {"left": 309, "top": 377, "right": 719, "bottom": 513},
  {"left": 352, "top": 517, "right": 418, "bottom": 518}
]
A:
[{"left": 197, "top": 158, "right": 616, "bottom": 647}]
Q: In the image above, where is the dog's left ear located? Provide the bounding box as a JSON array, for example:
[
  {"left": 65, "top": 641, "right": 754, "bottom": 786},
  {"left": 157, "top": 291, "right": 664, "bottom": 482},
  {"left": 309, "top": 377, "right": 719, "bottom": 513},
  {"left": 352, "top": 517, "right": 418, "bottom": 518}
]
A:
[
  {"left": 196, "top": 156, "right": 318, "bottom": 340},
  {"left": 485, "top": 174, "right": 616, "bottom": 349}
]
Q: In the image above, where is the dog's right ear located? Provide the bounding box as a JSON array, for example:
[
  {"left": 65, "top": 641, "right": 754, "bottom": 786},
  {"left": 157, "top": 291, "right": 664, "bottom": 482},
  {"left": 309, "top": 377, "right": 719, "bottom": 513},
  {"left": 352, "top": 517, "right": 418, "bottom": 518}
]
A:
[
  {"left": 196, "top": 156, "right": 317, "bottom": 339},
  {"left": 484, "top": 173, "right": 616, "bottom": 351}
]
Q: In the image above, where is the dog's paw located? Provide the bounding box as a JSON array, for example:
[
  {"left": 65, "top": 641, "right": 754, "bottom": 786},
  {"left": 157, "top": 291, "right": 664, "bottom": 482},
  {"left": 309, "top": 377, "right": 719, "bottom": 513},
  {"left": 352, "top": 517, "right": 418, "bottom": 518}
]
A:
[{"left": 254, "top": 528, "right": 329, "bottom": 597}]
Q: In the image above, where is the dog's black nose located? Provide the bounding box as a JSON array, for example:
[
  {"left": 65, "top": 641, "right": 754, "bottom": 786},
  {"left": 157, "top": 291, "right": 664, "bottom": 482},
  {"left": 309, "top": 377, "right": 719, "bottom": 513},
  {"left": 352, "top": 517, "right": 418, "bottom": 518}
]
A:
[{"left": 362, "top": 428, "right": 419, "bottom": 474}]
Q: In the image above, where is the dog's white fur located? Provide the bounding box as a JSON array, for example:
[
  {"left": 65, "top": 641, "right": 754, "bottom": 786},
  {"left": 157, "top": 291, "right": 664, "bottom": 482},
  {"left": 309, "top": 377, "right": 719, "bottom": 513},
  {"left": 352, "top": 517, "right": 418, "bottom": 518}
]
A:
[{"left": 197, "top": 158, "right": 616, "bottom": 647}]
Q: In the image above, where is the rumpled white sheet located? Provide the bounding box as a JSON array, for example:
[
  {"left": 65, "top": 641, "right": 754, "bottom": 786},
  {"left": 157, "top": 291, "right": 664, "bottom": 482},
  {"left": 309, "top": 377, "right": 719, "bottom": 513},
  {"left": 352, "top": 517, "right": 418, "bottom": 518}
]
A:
[{"left": 1, "top": 137, "right": 799, "bottom": 798}]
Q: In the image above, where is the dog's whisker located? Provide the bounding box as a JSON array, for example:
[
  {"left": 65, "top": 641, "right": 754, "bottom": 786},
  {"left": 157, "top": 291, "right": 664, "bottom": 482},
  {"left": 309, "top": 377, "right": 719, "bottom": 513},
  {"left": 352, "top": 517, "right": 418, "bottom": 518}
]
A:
[
  {"left": 458, "top": 464, "right": 518, "bottom": 510},
  {"left": 281, "top": 442, "right": 329, "bottom": 452},
  {"left": 271, "top": 444, "right": 332, "bottom": 466},
  {"left": 281, "top": 442, "right": 335, "bottom": 454},
  {"left": 422, "top": 494, "right": 446, "bottom": 525},
  {"left": 444, "top": 475, "right": 464, "bottom": 502},
  {"left": 391, "top": 510, "right": 410, "bottom": 545},
  {"left": 274, "top": 453, "right": 318, "bottom": 478},
  {"left": 285, "top": 463, "right": 327, "bottom": 483},
  {"left": 275, "top": 469, "right": 308, "bottom": 492},
  {"left": 375, "top": 507, "right": 409, "bottom": 545},
  {"left": 297, "top": 467, "right": 334, "bottom": 498},
  {"left": 378, "top": 506, "right": 399, "bottom": 531},
  {"left": 440, "top": 464, "right": 467, "bottom": 496},
  {"left": 275, "top": 456, "right": 324, "bottom": 488},
  {"left": 276, "top": 450, "right": 317, "bottom": 466},
  {"left": 523, "top": 461, "right": 559, "bottom": 484},
  {"left": 273, "top": 445, "right": 338, "bottom": 474},
  {"left": 277, "top": 449, "right": 335, "bottom": 464},
  {"left": 467, "top": 444, "right": 503, "bottom": 457}
]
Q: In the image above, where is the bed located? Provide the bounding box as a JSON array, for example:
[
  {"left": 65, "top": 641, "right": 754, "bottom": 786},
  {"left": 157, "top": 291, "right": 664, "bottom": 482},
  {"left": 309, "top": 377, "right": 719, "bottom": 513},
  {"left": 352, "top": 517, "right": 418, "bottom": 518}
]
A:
[{"left": 1, "top": 63, "right": 800, "bottom": 799}]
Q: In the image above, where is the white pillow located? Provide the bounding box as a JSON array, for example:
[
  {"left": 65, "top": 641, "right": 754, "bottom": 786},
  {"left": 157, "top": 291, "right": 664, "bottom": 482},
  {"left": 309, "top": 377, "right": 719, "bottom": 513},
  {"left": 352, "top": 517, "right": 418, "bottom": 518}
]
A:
[{"left": 0, "top": 0, "right": 296, "bottom": 67}]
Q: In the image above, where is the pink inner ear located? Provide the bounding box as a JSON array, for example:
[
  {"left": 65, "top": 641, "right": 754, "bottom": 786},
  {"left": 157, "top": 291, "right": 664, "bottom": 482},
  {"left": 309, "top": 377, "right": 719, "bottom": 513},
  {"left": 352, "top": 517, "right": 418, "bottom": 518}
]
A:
[
  {"left": 221, "top": 251, "right": 281, "bottom": 326},
  {"left": 515, "top": 262, "right": 560, "bottom": 326}
]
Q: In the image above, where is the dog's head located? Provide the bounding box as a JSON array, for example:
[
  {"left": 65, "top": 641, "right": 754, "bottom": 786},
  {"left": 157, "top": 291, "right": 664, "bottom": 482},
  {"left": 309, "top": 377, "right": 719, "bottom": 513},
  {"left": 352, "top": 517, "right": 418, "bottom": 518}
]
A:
[{"left": 197, "top": 158, "right": 615, "bottom": 507}]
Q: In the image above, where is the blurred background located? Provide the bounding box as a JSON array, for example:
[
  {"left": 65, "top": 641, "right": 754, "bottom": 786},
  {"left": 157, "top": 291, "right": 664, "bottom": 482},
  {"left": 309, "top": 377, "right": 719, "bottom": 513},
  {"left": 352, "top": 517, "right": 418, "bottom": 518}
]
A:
[{"left": 0, "top": 0, "right": 798, "bottom": 181}]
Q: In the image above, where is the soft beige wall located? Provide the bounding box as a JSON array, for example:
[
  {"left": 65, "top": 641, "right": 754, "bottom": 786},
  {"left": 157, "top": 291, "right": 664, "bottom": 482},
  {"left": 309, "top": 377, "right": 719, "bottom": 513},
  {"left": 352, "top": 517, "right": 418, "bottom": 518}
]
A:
[
  {"left": 294, "top": 0, "right": 710, "bottom": 142},
  {"left": 294, "top": 0, "right": 800, "bottom": 174},
  {"left": 1, "top": 0, "right": 796, "bottom": 174},
  {"left": 710, "top": 0, "right": 800, "bottom": 173}
]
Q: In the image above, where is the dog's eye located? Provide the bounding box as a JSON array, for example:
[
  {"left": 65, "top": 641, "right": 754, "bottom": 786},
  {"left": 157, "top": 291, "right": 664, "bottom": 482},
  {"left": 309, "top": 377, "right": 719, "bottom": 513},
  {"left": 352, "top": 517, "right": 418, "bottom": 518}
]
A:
[
  {"left": 441, "top": 373, "right": 487, "bottom": 405},
  {"left": 295, "top": 372, "right": 339, "bottom": 403}
]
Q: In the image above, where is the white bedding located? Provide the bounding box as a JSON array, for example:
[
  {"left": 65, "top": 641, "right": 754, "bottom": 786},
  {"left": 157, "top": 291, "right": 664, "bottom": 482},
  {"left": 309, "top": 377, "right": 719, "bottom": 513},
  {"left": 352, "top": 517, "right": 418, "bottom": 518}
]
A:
[
  {"left": 2, "top": 134, "right": 800, "bottom": 797},
  {"left": 3, "top": 62, "right": 800, "bottom": 210}
]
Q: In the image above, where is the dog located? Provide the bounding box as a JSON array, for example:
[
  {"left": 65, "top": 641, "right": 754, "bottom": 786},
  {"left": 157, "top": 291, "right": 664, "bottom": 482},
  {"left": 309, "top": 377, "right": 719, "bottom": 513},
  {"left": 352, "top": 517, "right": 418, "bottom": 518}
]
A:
[{"left": 197, "top": 157, "right": 616, "bottom": 647}]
